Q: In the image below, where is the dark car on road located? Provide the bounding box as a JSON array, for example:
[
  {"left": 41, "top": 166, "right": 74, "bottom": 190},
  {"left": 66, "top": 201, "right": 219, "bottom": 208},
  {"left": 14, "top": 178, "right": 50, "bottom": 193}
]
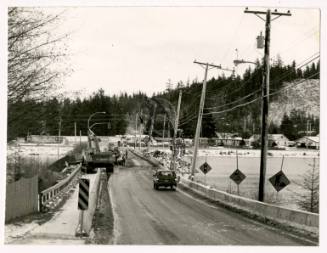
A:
[{"left": 153, "top": 170, "right": 177, "bottom": 190}]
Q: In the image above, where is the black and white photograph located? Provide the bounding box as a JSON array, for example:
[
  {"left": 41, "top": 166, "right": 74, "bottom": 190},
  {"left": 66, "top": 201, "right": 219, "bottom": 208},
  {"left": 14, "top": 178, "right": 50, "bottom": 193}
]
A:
[{"left": 0, "top": 0, "right": 325, "bottom": 249}]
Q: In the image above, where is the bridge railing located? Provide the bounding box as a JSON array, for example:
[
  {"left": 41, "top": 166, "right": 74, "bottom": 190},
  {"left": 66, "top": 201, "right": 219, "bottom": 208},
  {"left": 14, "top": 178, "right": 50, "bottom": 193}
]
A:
[{"left": 40, "top": 163, "right": 81, "bottom": 211}]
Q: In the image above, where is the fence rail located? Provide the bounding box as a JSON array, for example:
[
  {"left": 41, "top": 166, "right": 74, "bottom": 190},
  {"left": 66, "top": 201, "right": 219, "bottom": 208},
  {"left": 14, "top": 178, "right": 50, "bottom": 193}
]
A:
[{"left": 40, "top": 163, "right": 81, "bottom": 210}]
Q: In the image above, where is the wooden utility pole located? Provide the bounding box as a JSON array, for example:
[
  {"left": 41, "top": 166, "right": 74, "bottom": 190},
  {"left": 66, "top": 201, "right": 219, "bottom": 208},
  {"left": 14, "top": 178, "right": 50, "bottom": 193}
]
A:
[
  {"left": 171, "top": 90, "right": 182, "bottom": 170},
  {"left": 191, "top": 60, "right": 224, "bottom": 177},
  {"left": 58, "top": 116, "right": 62, "bottom": 159},
  {"left": 74, "top": 122, "right": 77, "bottom": 144},
  {"left": 139, "top": 110, "right": 143, "bottom": 150},
  {"left": 162, "top": 114, "right": 166, "bottom": 148},
  {"left": 134, "top": 113, "right": 138, "bottom": 150},
  {"left": 244, "top": 7, "right": 291, "bottom": 202},
  {"left": 58, "top": 116, "right": 62, "bottom": 139},
  {"left": 148, "top": 104, "right": 157, "bottom": 149}
]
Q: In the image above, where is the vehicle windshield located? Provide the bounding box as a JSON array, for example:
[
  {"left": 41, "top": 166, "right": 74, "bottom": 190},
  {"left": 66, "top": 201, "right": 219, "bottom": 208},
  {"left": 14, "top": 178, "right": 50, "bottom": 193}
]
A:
[{"left": 158, "top": 171, "right": 175, "bottom": 177}]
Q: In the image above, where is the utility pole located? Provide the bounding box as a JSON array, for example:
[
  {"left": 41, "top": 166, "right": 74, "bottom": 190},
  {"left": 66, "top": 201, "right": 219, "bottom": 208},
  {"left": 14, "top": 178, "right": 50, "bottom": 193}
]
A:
[
  {"left": 162, "top": 114, "right": 166, "bottom": 149},
  {"left": 171, "top": 90, "right": 182, "bottom": 171},
  {"left": 58, "top": 116, "right": 62, "bottom": 159},
  {"left": 58, "top": 116, "right": 62, "bottom": 139},
  {"left": 191, "top": 60, "right": 227, "bottom": 177},
  {"left": 134, "top": 113, "right": 138, "bottom": 150},
  {"left": 74, "top": 122, "right": 77, "bottom": 144},
  {"left": 244, "top": 7, "right": 291, "bottom": 202},
  {"left": 148, "top": 104, "right": 157, "bottom": 149},
  {"left": 139, "top": 110, "right": 143, "bottom": 150}
]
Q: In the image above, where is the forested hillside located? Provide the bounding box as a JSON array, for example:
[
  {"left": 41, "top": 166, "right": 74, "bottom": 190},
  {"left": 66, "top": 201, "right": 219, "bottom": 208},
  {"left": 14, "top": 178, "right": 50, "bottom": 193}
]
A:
[
  {"left": 7, "top": 59, "right": 319, "bottom": 141},
  {"left": 152, "top": 59, "right": 320, "bottom": 140}
]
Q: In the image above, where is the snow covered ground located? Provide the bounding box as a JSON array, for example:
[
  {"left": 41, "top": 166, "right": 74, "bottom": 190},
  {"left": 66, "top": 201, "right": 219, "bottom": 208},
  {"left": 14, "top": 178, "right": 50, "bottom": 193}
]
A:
[
  {"left": 145, "top": 147, "right": 319, "bottom": 212},
  {"left": 7, "top": 143, "right": 75, "bottom": 163}
]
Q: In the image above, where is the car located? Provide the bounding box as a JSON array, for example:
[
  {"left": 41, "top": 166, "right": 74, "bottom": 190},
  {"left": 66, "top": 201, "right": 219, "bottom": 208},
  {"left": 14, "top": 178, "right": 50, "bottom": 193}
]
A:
[{"left": 153, "top": 170, "right": 177, "bottom": 190}]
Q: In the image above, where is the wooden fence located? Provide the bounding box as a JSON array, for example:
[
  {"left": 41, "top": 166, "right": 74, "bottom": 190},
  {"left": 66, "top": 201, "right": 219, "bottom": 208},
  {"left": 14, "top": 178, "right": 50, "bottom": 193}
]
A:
[{"left": 5, "top": 175, "right": 38, "bottom": 222}]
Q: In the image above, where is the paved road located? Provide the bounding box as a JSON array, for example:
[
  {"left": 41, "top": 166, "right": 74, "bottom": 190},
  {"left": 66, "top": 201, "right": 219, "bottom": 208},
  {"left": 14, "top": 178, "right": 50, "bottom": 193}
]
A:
[{"left": 109, "top": 151, "right": 313, "bottom": 245}]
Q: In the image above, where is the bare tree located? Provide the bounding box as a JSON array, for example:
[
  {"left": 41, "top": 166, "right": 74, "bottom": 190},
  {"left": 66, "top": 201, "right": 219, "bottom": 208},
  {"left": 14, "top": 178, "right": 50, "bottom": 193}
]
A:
[
  {"left": 297, "top": 157, "right": 319, "bottom": 213},
  {"left": 8, "top": 7, "right": 69, "bottom": 103}
]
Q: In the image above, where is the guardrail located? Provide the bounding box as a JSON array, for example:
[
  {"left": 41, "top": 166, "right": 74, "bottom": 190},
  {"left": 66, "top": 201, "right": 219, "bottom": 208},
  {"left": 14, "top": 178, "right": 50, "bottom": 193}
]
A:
[
  {"left": 40, "top": 163, "right": 82, "bottom": 211},
  {"left": 129, "top": 149, "right": 161, "bottom": 167},
  {"left": 179, "top": 178, "right": 318, "bottom": 232}
]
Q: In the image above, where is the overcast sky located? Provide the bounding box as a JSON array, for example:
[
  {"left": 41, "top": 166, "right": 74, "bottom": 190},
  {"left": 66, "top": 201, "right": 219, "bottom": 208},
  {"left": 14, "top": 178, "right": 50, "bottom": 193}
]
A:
[{"left": 53, "top": 7, "right": 319, "bottom": 97}]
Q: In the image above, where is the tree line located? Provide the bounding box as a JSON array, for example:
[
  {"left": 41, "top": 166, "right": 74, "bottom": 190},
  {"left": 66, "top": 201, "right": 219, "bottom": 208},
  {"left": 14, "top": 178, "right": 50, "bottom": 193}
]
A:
[
  {"left": 151, "top": 58, "right": 319, "bottom": 140},
  {"left": 8, "top": 58, "right": 319, "bottom": 141}
]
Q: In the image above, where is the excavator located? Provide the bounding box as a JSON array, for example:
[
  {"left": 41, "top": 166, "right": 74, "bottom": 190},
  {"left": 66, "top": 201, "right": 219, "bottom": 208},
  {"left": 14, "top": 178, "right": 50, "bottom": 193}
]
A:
[{"left": 82, "top": 129, "right": 115, "bottom": 173}]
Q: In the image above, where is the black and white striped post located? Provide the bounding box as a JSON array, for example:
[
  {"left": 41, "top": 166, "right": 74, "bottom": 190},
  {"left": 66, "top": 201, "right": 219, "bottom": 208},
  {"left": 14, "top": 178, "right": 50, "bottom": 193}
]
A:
[{"left": 75, "top": 178, "right": 89, "bottom": 237}]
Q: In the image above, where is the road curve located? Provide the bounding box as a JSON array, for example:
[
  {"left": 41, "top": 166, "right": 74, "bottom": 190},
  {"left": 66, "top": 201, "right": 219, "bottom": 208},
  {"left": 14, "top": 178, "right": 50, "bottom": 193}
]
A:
[{"left": 108, "top": 151, "right": 313, "bottom": 245}]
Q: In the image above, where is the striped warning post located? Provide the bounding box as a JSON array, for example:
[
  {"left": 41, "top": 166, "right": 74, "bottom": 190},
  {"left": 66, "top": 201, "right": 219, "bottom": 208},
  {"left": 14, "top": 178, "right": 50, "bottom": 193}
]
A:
[{"left": 78, "top": 178, "right": 89, "bottom": 210}]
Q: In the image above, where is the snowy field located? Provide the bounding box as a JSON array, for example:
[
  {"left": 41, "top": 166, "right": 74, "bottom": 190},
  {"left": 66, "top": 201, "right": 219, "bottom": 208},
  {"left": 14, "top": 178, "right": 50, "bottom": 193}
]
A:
[
  {"left": 146, "top": 147, "right": 319, "bottom": 211},
  {"left": 186, "top": 155, "right": 318, "bottom": 210},
  {"left": 7, "top": 143, "right": 75, "bottom": 163}
]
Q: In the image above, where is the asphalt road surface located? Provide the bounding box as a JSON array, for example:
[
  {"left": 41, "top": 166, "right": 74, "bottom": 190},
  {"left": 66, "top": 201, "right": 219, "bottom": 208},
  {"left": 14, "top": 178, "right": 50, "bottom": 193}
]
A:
[{"left": 108, "top": 151, "right": 314, "bottom": 245}]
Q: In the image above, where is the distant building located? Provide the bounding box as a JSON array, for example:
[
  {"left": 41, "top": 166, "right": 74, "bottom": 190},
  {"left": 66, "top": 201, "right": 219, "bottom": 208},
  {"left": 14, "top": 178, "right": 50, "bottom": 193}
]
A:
[
  {"left": 199, "top": 137, "right": 209, "bottom": 148},
  {"left": 248, "top": 134, "right": 289, "bottom": 147},
  {"left": 295, "top": 136, "right": 320, "bottom": 149},
  {"left": 213, "top": 132, "right": 243, "bottom": 147},
  {"left": 184, "top": 138, "right": 193, "bottom": 147}
]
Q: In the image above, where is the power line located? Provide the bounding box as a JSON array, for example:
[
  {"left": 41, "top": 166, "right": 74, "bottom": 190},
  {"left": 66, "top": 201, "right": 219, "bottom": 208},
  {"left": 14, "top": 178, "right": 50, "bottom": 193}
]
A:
[
  {"left": 179, "top": 53, "right": 319, "bottom": 127},
  {"left": 203, "top": 71, "right": 319, "bottom": 116},
  {"left": 204, "top": 53, "right": 319, "bottom": 114},
  {"left": 205, "top": 89, "right": 261, "bottom": 110}
]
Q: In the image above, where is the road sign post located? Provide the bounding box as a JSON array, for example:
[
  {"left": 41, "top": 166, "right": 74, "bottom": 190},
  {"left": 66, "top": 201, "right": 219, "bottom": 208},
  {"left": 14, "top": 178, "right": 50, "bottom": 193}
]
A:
[
  {"left": 76, "top": 178, "right": 90, "bottom": 237},
  {"left": 229, "top": 169, "right": 246, "bottom": 195}
]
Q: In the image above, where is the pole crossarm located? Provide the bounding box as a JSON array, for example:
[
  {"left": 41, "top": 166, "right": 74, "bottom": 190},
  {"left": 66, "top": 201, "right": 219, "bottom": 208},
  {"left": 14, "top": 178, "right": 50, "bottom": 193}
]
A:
[
  {"left": 234, "top": 59, "right": 258, "bottom": 66},
  {"left": 194, "top": 60, "right": 233, "bottom": 72},
  {"left": 244, "top": 8, "right": 291, "bottom": 18}
]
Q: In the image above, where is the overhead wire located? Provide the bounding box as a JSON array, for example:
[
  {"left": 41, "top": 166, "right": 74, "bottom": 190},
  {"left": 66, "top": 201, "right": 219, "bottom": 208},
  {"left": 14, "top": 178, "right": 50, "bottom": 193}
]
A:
[
  {"left": 179, "top": 52, "right": 319, "bottom": 126},
  {"left": 203, "top": 71, "right": 319, "bottom": 116}
]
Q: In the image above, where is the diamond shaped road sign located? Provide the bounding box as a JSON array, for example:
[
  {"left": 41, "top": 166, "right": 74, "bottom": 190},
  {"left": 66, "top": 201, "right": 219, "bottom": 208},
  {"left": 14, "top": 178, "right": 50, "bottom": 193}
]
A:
[
  {"left": 269, "top": 170, "right": 290, "bottom": 192},
  {"left": 230, "top": 169, "right": 246, "bottom": 185},
  {"left": 199, "top": 162, "right": 212, "bottom": 175}
]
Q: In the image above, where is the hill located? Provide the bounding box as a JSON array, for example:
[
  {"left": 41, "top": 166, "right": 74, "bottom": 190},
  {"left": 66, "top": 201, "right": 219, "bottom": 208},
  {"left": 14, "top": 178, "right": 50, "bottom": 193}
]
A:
[{"left": 270, "top": 79, "right": 319, "bottom": 125}]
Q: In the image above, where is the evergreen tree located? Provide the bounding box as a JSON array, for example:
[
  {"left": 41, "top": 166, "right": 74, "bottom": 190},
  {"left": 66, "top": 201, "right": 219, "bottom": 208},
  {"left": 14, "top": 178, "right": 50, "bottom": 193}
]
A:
[
  {"left": 297, "top": 158, "right": 319, "bottom": 213},
  {"left": 201, "top": 110, "right": 216, "bottom": 138},
  {"left": 280, "top": 113, "right": 296, "bottom": 140}
]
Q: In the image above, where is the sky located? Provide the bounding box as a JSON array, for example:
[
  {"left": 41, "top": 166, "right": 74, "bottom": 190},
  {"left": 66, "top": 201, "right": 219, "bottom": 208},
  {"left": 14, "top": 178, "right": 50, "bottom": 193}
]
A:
[{"left": 48, "top": 7, "right": 320, "bottom": 98}]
